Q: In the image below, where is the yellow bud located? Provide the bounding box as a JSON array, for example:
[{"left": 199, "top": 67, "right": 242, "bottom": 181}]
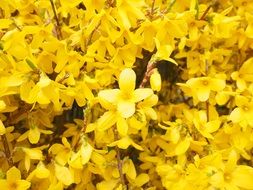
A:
[{"left": 150, "top": 69, "right": 161, "bottom": 92}]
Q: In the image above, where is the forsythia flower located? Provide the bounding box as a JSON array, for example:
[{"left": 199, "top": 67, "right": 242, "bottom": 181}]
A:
[
  {"left": 98, "top": 68, "right": 153, "bottom": 118},
  {"left": 1, "top": 0, "right": 253, "bottom": 189},
  {"left": 185, "top": 77, "right": 226, "bottom": 102},
  {"left": 0, "top": 167, "right": 30, "bottom": 190}
]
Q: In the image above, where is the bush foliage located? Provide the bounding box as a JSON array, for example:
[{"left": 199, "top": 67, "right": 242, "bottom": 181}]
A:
[{"left": 1, "top": 0, "right": 253, "bottom": 189}]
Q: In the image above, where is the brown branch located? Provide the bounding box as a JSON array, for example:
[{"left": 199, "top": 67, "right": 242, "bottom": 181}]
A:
[
  {"left": 114, "top": 130, "right": 125, "bottom": 187},
  {"left": 1, "top": 104, "right": 32, "bottom": 166},
  {"left": 199, "top": 5, "right": 212, "bottom": 20},
  {"left": 151, "top": 0, "right": 156, "bottom": 15},
  {"left": 1, "top": 135, "right": 13, "bottom": 167},
  {"left": 139, "top": 59, "right": 157, "bottom": 88},
  {"left": 49, "top": 0, "right": 63, "bottom": 40},
  {"left": 85, "top": 21, "right": 101, "bottom": 52}
]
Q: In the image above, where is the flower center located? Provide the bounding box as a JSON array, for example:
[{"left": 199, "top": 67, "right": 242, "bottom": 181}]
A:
[
  {"left": 202, "top": 80, "right": 209, "bottom": 86},
  {"left": 9, "top": 182, "right": 18, "bottom": 190},
  {"left": 242, "top": 1, "right": 247, "bottom": 6},
  {"left": 243, "top": 105, "right": 249, "bottom": 111},
  {"left": 224, "top": 173, "right": 231, "bottom": 181},
  {"left": 189, "top": 22, "right": 196, "bottom": 27}
]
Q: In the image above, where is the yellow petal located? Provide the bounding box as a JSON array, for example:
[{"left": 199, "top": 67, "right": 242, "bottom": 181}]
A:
[
  {"left": 175, "top": 138, "right": 190, "bottom": 155},
  {"left": 117, "top": 117, "right": 128, "bottom": 136},
  {"left": 24, "top": 155, "right": 30, "bottom": 172},
  {"left": 230, "top": 108, "right": 242, "bottom": 123},
  {"left": 237, "top": 78, "right": 246, "bottom": 91},
  {"left": 117, "top": 100, "right": 135, "bottom": 118},
  {"left": 119, "top": 68, "right": 136, "bottom": 93},
  {"left": 0, "top": 180, "right": 7, "bottom": 189},
  {"left": 22, "top": 148, "right": 43, "bottom": 160},
  {"left": 209, "top": 78, "right": 226, "bottom": 91},
  {"left": 0, "top": 19, "right": 13, "bottom": 29},
  {"left": 55, "top": 164, "right": 73, "bottom": 186},
  {"left": 35, "top": 162, "right": 50, "bottom": 179},
  {"left": 124, "top": 159, "right": 136, "bottom": 180},
  {"left": 206, "top": 120, "right": 221, "bottom": 133},
  {"left": 0, "top": 100, "right": 6, "bottom": 111},
  {"left": 232, "top": 166, "right": 253, "bottom": 189},
  {"left": 7, "top": 167, "right": 21, "bottom": 181},
  {"left": 109, "top": 137, "right": 131, "bottom": 149},
  {"left": 98, "top": 89, "right": 120, "bottom": 104},
  {"left": 17, "top": 180, "right": 31, "bottom": 190},
  {"left": 28, "top": 126, "right": 40, "bottom": 144},
  {"left": 69, "top": 152, "right": 83, "bottom": 169},
  {"left": 97, "top": 111, "right": 117, "bottom": 131},
  {"left": 133, "top": 88, "right": 153, "bottom": 102},
  {"left": 80, "top": 143, "right": 93, "bottom": 165},
  {"left": 96, "top": 179, "right": 118, "bottom": 190},
  {"left": 196, "top": 87, "right": 210, "bottom": 102},
  {"left": 0, "top": 120, "right": 6, "bottom": 135},
  {"left": 135, "top": 173, "right": 150, "bottom": 187}
]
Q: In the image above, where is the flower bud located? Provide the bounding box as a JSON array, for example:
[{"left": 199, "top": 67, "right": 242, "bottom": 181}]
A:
[{"left": 150, "top": 69, "right": 161, "bottom": 92}]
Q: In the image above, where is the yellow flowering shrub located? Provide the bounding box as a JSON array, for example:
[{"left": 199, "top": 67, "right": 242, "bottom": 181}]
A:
[{"left": 1, "top": 0, "right": 253, "bottom": 189}]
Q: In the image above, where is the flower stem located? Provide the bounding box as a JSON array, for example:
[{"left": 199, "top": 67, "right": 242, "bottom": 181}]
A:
[
  {"left": 49, "top": 0, "right": 62, "bottom": 40},
  {"left": 1, "top": 135, "right": 13, "bottom": 167},
  {"left": 139, "top": 59, "right": 157, "bottom": 88},
  {"left": 206, "top": 101, "right": 209, "bottom": 122},
  {"left": 114, "top": 130, "right": 125, "bottom": 187}
]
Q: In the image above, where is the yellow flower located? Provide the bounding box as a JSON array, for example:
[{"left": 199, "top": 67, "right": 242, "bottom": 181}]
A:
[
  {"left": 229, "top": 96, "right": 253, "bottom": 127},
  {"left": 22, "top": 147, "right": 44, "bottom": 172},
  {"left": 98, "top": 68, "right": 153, "bottom": 118},
  {"left": 231, "top": 57, "right": 253, "bottom": 91},
  {"left": 193, "top": 110, "right": 221, "bottom": 139},
  {"left": 185, "top": 77, "right": 226, "bottom": 102},
  {"left": 0, "top": 166, "right": 30, "bottom": 190},
  {"left": 49, "top": 137, "right": 72, "bottom": 166},
  {"left": 108, "top": 136, "right": 143, "bottom": 150},
  {"left": 209, "top": 150, "right": 253, "bottom": 189}
]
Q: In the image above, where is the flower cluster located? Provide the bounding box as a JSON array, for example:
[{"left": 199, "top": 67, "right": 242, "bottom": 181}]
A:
[{"left": 1, "top": 0, "right": 253, "bottom": 189}]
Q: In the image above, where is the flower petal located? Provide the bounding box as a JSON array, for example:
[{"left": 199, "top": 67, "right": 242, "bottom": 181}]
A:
[
  {"left": 196, "top": 87, "right": 210, "bottom": 102},
  {"left": 232, "top": 166, "right": 253, "bottom": 189},
  {"left": 18, "top": 180, "right": 31, "bottom": 190},
  {"left": 117, "top": 117, "right": 128, "bottom": 136},
  {"left": 209, "top": 78, "right": 226, "bottom": 91},
  {"left": 28, "top": 126, "right": 40, "bottom": 144},
  {"left": 97, "top": 111, "right": 117, "bottom": 131},
  {"left": 117, "top": 100, "right": 135, "bottom": 118},
  {"left": 133, "top": 88, "right": 153, "bottom": 102},
  {"left": 98, "top": 89, "right": 120, "bottom": 104},
  {"left": 0, "top": 120, "right": 6, "bottom": 135},
  {"left": 7, "top": 167, "right": 21, "bottom": 181},
  {"left": 119, "top": 68, "right": 136, "bottom": 93},
  {"left": 230, "top": 108, "right": 242, "bottom": 123}
]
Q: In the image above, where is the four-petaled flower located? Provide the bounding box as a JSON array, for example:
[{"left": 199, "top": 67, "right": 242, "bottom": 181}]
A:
[
  {"left": 186, "top": 77, "right": 226, "bottom": 102},
  {"left": 98, "top": 68, "right": 153, "bottom": 118},
  {"left": 0, "top": 167, "right": 30, "bottom": 190}
]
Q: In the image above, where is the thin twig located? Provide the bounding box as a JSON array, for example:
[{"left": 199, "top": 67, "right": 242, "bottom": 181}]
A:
[
  {"left": 199, "top": 5, "right": 212, "bottom": 20},
  {"left": 206, "top": 101, "right": 209, "bottom": 122},
  {"left": 116, "top": 146, "right": 125, "bottom": 186},
  {"left": 1, "top": 104, "right": 31, "bottom": 166},
  {"left": 151, "top": 0, "right": 156, "bottom": 15},
  {"left": 49, "top": 0, "right": 63, "bottom": 40},
  {"left": 85, "top": 21, "right": 101, "bottom": 52},
  {"left": 139, "top": 59, "right": 157, "bottom": 88},
  {"left": 1, "top": 135, "right": 13, "bottom": 166},
  {"left": 114, "top": 130, "right": 125, "bottom": 187}
]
